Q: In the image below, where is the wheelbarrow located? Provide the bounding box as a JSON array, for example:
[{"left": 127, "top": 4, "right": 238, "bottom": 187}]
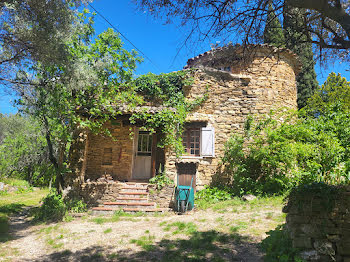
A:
[{"left": 174, "top": 174, "right": 195, "bottom": 214}]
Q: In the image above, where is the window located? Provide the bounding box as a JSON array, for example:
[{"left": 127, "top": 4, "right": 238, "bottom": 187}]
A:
[
  {"left": 102, "top": 148, "right": 112, "bottom": 165},
  {"left": 137, "top": 131, "right": 152, "bottom": 156},
  {"left": 182, "top": 128, "right": 201, "bottom": 156},
  {"left": 182, "top": 126, "right": 215, "bottom": 157}
]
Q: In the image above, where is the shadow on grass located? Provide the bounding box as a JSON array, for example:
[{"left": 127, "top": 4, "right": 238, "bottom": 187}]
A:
[
  {"left": 31, "top": 230, "right": 263, "bottom": 262},
  {"left": 0, "top": 203, "right": 34, "bottom": 243}
]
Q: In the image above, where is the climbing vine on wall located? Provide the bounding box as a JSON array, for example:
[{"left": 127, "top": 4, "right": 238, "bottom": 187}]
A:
[{"left": 129, "top": 69, "right": 207, "bottom": 155}]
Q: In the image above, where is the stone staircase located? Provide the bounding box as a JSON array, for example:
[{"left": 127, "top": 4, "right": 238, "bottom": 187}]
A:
[{"left": 91, "top": 182, "right": 166, "bottom": 214}]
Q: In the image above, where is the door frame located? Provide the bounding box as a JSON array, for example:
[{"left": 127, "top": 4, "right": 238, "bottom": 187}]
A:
[{"left": 132, "top": 128, "right": 157, "bottom": 180}]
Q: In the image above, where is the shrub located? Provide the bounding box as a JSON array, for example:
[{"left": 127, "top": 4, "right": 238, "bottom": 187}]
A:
[
  {"left": 195, "top": 186, "right": 232, "bottom": 202},
  {"left": 35, "top": 191, "right": 67, "bottom": 221},
  {"left": 34, "top": 191, "right": 87, "bottom": 221},
  {"left": 261, "top": 225, "right": 304, "bottom": 262},
  {"left": 220, "top": 109, "right": 349, "bottom": 196},
  {"left": 149, "top": 171, "right": 173, "bottom": 190},
  {"left": 65, "top": 198, "right": 87, "bottom": 213}
]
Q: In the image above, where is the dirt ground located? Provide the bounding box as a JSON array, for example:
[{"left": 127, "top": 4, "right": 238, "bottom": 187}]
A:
[{"left": 1, "top": 198, "right": 284, "bottom": 262}]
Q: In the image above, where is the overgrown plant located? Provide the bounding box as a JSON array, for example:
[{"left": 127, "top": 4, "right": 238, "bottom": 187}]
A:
[
  {"left": 195, "top": 186, "right": 232, "bottom": 202},
  {"left": 34, "top": 190, "right": 87, "bottom": 221},
  {"left": 130, "top": 70, "right": 207, "bottom": 155},
  {"left": 261, "top": 225, "right": 304, "bottom": 262},
  {"left": 221, "top": 106, "right": 350, "bottom": 196},
  {"left": 149, "top": 171, "right": 173, "bottom": 190}
]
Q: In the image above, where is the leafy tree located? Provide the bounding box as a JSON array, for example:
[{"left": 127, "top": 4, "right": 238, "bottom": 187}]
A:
[
  {"left": 134, "top": 0, "right": 350, "bottom": 59},
  {"left": 263, "top": 2, "right": 285, "bottom": 47},
  {"left": 0, "top": 114, "right": 52, "bottom": 186},
  {"left": 307, "top": 72, "right": 350, "bottom": 113},
  {"left": 283, "top": 5, "right": 319, "bottom": 108},
  {"left": 0, "top": 0, "right": 86, "bottom": 86},
  {"left": 15, "top": 11, "right": 142, "bottom": 192}
]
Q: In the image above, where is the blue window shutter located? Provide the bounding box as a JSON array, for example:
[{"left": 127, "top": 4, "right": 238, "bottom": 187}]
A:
[{"left": 200, "top": 127, "right": 215, "bottom": 157}]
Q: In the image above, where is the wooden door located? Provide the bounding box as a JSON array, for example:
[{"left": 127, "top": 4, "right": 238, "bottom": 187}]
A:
[
  {"left": 177, "top": 163, "right": 196, "bottom": 192},
  {"left": 133, "top": 131, "right": 152, "bottom": 180}
]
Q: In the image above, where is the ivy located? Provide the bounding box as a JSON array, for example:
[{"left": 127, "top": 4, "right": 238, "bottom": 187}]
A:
[{"left": 129, "top": 70, "right": 207, "bottom": 155}]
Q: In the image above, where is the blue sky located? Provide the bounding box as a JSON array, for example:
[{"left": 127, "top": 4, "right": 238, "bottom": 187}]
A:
[{"left": 1, "top": 0, "right": 349, "bottom": 114}]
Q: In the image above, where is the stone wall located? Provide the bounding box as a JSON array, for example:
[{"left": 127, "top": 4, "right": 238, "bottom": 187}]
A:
[
  {"left": 79, "top": 181, "right": 123, "bottom": 206},
  {"left": 148, "top": 184, "right": 175, "bottom": 208},
  {"left": 283, "top": 186, "right": 350, "bottom": 262},
  {"left": 165, "top": 47, "right": 298, "bottom": 189},
  {"left": 85, "top": 122, "right": 135, "bottom": 182}
]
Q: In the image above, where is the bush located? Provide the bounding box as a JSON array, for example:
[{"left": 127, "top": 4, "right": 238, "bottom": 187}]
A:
[
  {"left": 195, "top": 186, "right": 232, "bottom": 202},
  {"left": 220, "top": 109, "right": 350, "bottom": 196},
  {"left": 66, "top": 198, "right": 87, "bottom": 213},
  {"left": 34, "top": 191, "right": 87, "bottom": 221},
  {"left": 149, "top": 171, "right": 173, "bottom": 190},
  {"left": 35, "top": 191, "right": 67, "bottom": 221},
  {"left": 261, "top": 225, "right": 304, "bottom": 262}
]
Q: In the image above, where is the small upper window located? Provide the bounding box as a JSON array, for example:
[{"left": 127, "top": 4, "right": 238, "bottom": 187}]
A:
[{"left": 182, "top": 128, "right": 200, "bottom": 156}]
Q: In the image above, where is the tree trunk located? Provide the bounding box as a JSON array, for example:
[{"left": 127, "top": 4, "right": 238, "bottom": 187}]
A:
[{"left": 43, "top": 116, "right": 64, "bottom": 194}]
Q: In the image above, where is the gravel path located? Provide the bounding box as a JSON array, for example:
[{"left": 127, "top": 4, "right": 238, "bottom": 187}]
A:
[{"left": 1, "top": 206, "right": 283, "bottom": 262}]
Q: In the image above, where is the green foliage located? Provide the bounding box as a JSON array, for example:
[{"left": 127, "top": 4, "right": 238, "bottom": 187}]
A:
[
  {"left": 286, "top": 182, "right": 341, "bottom": 213},
  {"left": 130, "top": 70, "right": 202, "bottom": 154},
  {"left": 307, "top": 72, "right": 350, "bottom": 114},
  {"left": 34, "top": 191, "right": 87, "bottom": 221},
  {"left": 149, "top": 171, "right": 173, "bottom": 190},
  {"left": 17, "top": 10, "right": 143, "bottom": 191},
  {"left": 261, "top": 225, "right": 304, "bottom": 262},
  {"left": 130, "top": 234, "right": 156, "bottom": 251},
  {"left": 263, "top": 2, "right": 285, "bottom": 48},
  {"left": 0, "top": 114, "right": 52, "bottom": 186},
  {"left": 35, "top": 191, "right": 67, "bottom": 221},
  {"left": 0, "top": 0, "right": 84, "bottom": 85},
  {"left": 221, "top": 107, "right": 350, "bottom": 196},
  {"left": 65, "top": 198, "right": 87, "bottom": 213},
  {"left": 283, "top": 6, "right": 319, "bottom": 109},
  {"left": 195, "top": 186, "right": 232, "bottom": 202}
]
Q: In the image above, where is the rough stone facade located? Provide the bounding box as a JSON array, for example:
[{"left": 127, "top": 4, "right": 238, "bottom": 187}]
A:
[
  {"left": 148, "top": 185, "right": 175, "bottom": 208},
  {"left": 70, "top": 44, "right": 299, "bottom": 206},
  {"left": 165, "top": 44, "right": 299, "bottom": 189},
  {"left": 85, "top": 122, "right": 135, "bottom": 182},
  {"left": 79, "top": 181, "right": 123, "bottom": 206},
  {"left": 284, "top": 187, "right": 350, "bottom": 262}
]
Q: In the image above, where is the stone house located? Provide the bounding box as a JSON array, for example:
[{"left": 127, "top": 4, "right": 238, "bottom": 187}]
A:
[{"left": 68, "top": 44, "right": 300, "bottom": 209}]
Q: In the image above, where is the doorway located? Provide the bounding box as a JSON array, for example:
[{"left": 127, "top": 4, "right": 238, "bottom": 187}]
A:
[{"left": 133, "top": 130, "right": 152, "bottom": 180}]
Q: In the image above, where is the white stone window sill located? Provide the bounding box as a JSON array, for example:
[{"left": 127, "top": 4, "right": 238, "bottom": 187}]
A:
[
  {"left": 177, "top": 155, "right": 215, "bottom": 163},
  {"left": 181, "top": 155, "right": 203, "bottom": 159}
]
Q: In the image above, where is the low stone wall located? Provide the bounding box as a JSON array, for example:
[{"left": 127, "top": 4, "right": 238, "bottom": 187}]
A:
[
  {"left": 148, "top": 184, "right": 175, "bottom": 208},
  {"left": 78, "top": 182, "right": 123, "bottom": 206},
  {"left": 77, "top": 182, "right": 174, "bottom": 209},
  {"left": 283, "top": 186, "right": 350, "bottom": 262}
]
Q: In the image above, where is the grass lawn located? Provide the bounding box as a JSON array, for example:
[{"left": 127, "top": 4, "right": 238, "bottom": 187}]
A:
[
  {"left": 0, "top": 181, "right": 287, "bottom": 261},
  {"left": 0, "top": 179, "right": 48, "bottom": 243}
]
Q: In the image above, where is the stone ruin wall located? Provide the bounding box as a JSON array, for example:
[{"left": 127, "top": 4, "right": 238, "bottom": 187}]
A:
[
  {"left": 284, "top": 187, "right": 350, "bottom": 262},
  {"left": 165, "top": 50, "right": 298, "bottom": 189},
  {"left": 84, "top": 122, "right": 134, "bottom": 182}
]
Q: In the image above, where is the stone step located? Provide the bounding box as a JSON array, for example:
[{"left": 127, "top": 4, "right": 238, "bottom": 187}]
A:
[
  {"left": 119, "top": 191, "right": 149, "bottom": 197},
  {"left": 122, "top": 207, "right": 167, "bottom": 213},
  {"left": 103, "top": 202, "right": 156, "bottom": 209},
  {"left": 121, "top": 186, "right": 148, "bottom": 192},
  {"left": 116, "top": 197, "right": 148, "bottom": 203},
  {"left": 125, "top": 182, "right": 149, "bottom": 188},
  {"left": 91, "top": 206, "right": 166, "bottom": 215}
]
